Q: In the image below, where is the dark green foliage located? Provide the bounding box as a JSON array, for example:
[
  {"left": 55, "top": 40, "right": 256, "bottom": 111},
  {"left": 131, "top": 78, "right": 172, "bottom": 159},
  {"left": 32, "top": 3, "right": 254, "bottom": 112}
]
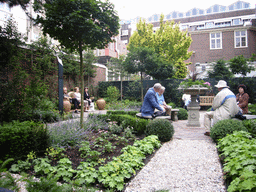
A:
[
  {"left": 26, "top": 176, "right": 72, "bottom": 192},
  {"left": 0, "top": 121, "right": 50, "bottom": 161},
  {"left": 145, "top": 119, "right": 174, "bottom": 142},
  {"left": 208, "top": 59, "right": 234, "bottom": 79},
  {"left": 242, "top": 119, "right": 256, "bottom": 138},
  {"left": 210, "top": 119, "right": 248, "bottom": 143},
  {"left": 0, "top": 158, "right": 14, "bottom": 172},
  {"left": 229, "top": 55, "right": 254, "bottom": 76},
  {"left": 248, "top": 104, "right": 256, "bottom": 115},
  {"left": 106, "top": 110, "right": 139, "bottom": 116},
  {"left": 177, "top": 108, "right": 188, "bottom": 120},
  {"left": 108, "top": 114, "right": 149, "bottom": 135}
]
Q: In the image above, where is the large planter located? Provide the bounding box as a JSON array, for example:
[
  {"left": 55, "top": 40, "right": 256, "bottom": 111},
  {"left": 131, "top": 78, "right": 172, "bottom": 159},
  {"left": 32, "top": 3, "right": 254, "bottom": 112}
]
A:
[
  {"left": 178, "top": 85, "right": 208, "bottom": 127},
  {"left": 63, "top": 100, "right": 71, "bottom": 112},
  {"left": 96, "top": 98, "right": 106, "bottom": 110}
]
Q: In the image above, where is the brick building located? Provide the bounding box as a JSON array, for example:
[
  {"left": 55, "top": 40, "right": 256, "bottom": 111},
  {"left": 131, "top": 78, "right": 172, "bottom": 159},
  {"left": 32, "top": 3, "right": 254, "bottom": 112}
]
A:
[{"left": 120, "top": 1, "right": 256, "bottom": 77}]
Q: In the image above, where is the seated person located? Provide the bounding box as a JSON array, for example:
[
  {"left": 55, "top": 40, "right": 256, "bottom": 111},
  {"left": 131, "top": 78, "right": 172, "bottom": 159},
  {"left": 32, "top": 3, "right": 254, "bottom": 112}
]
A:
[
  {"left": 140, "top": 83, "right": 166, "bottom": 118},
  {"left": 156, "top": 86, "right": 172, "bottom": 115},
  {"left": 204, "top": 80, "right": 239, "bottom": 136},
  {"left": 84, "top": 87, "right": 91, "bottom": 111},
  {"left": 63, "top": 87, "right": 71, "bottom": 102},
  {"left": 236, "top": 84, "right": 249, "bottom": 114},
  {"left": 72, "top": 87, "right": 81, "bottom": 113}
]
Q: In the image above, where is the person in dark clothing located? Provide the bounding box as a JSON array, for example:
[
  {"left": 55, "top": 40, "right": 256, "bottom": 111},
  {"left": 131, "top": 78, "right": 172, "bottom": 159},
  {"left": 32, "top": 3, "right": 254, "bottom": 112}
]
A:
[{"left": 84, "top": 87, "right": 91, "bottom": 111}]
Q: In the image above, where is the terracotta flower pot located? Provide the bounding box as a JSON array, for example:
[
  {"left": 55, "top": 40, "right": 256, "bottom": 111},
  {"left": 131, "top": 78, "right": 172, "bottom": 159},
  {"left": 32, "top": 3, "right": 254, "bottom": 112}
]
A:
[
  {"left": 63, "top": 100, "right": 71, "bottom": 112},
  {"left": 96, "top": 98, "right": 106, "bottom": 110}
]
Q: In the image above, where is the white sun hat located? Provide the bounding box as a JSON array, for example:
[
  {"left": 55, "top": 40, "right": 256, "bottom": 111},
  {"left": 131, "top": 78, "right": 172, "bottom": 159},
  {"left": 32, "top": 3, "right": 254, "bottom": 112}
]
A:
[{"left": 215, "top": 80, "right": 229, "bottom": 88}]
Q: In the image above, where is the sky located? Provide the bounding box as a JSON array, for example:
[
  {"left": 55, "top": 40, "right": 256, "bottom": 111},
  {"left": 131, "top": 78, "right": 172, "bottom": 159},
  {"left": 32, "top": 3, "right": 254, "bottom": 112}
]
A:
[{"left": 109, "top": 0, "right": 256, "bottom": 20}]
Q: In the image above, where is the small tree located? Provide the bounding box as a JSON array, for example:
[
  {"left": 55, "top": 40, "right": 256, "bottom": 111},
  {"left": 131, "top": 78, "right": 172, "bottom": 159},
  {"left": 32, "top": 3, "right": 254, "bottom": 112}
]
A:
[
  {"left": 35, "top": 0, "right": 119, "bottom": 126},
  {"left": 208, "top": 59, "right": 233, "bottom": 79},
  {"left": 124, "top": 46, "right": 159, "bottom": 102},
  {"left": 229, "top": 55, "right": 254, "bottom": 77},
  {"left": 108, "top": 55, "right": 128, "bottom": 101}
]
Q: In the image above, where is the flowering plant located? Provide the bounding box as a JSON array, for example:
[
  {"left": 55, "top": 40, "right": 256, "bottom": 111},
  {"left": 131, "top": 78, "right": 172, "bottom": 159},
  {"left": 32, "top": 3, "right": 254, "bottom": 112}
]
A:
[{"left": 179, "top": 72, "right": 211, "bottom": 89}]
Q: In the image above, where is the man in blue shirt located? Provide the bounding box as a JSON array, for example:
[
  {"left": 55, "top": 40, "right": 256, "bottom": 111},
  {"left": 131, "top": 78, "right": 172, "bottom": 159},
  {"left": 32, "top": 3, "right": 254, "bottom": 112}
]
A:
[{"left": 140, "top": 83, "right": 166, "bottom": 117}]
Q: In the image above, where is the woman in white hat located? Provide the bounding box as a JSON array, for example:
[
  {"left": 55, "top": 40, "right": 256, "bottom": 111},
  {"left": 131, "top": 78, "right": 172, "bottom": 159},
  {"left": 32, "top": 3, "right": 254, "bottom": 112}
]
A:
[{"left": 204, "top": 80, "right": 239, "bottom": 136}]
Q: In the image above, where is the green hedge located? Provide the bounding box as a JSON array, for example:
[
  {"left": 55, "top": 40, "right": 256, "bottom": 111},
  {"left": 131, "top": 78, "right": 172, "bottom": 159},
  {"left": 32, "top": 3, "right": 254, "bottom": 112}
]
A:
[
  {"left": 108, "top": 114, "right": 149, "bottom": 135},
  {"left": 106, "top": 110, "right": 139, "bottom": 116},
  {"left": 0, "top": 121, "right": 50, "bottom": 161},
  {"left": 99, "top": 77, "right": 256, "bottom": 107}
]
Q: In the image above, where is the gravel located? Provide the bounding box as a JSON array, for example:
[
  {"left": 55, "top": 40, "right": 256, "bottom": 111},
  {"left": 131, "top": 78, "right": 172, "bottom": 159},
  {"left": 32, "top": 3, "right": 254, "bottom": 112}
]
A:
[{"left": 125, "top": 139, "right": 226, "bottom": 192}]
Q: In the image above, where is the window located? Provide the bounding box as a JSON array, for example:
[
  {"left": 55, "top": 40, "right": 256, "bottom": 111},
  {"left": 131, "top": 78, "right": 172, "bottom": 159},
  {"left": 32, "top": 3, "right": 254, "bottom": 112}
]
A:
[
  {"left": 235, "top": 30, "right": 247, "bottom": 48},
  {"left": 210, "top": 32, "right": 222, "bottom": 49},
  {"left": 233, "top": 18, "right": 242, "bottom": 25}
]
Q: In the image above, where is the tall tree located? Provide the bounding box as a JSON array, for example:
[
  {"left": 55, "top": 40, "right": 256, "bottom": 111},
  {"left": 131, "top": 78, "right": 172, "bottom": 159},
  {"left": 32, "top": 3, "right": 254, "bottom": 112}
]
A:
[
  {"left": 128, "top": 15, "right": 192, "bottom": 79},
  {"left": 34, "top": 0, "right": 119, "bottom": 126},
  {"left": 208, "top": 59, "right": 233, "bottom": 79},
  {"left": 229, "top": 55, "right": 254, "bottom": 77},
  {"left": 124, "top": 46, "right": 159, "bottom": 102},
  {"left": 108, "top": 55, "right": 128, "bottom": 101}
]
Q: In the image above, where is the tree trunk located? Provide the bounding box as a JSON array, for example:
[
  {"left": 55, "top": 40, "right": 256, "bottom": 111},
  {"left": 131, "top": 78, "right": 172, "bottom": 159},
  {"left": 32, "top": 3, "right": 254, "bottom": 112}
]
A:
[
  {"left": 120, "top": 74, "right": 123, "bottom": 101},
  {"left": 140, "top": 72, "right": 143, "bottom": 102},
  {"left": 79, "top": 41, "right": 84, "bottom": 128}
]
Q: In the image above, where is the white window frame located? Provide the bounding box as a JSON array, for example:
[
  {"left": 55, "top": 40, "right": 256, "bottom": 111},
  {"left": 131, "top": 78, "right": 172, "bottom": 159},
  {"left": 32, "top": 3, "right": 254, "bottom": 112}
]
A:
[
  {"left": 210, "top": 32, "right": 222, "bottom": 50},
  {"left": 234, "top": 30, "right": 247, "bottom": 48}
]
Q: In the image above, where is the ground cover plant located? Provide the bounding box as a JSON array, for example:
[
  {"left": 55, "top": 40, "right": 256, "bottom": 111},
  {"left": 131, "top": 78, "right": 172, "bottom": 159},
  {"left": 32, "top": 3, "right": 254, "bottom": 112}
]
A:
[
  {"left": 2, "top": 114, "right": 162, "bottom": 191},
  {"left": 217, "top": 131, "right": 256, "bottom": 192}
]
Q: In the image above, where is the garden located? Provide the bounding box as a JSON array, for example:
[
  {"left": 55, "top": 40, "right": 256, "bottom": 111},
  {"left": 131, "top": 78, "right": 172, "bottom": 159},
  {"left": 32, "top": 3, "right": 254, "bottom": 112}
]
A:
[{"left": 0, "top": 108, "right": 177, "bottom": 191}]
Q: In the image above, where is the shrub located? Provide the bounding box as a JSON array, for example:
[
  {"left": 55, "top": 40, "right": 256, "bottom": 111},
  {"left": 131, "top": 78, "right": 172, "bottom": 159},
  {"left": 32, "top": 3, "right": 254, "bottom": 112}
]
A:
[
  {"left": 167, "top": 102, "right": 176, "bottom": 108},
  {"left": 108, "top": 114, "right": 149, "bottom": 135},
  {"left": 106, "top": 86, "right": 120, "bottom": 103},
  {"left": 145, "top": 119, "right": 174, "bottom": 142},
  {"left": 48, "top": 119, "right": 91, "bottom": 148},
  {"left": 242, "top": 119, "right": 256, "bottom": 138},
  {"left": 177, "top": 108, "right": 188, "bottom": 120},
  {"left": 248, "top": 104, "right": 256, "bottom": 115},
  {"left": 0, "top": 121, "right": 49, "bottom": 161},
  {"left": 108, "top": 122, "right": 123, "bottom": 135},
  {"left": 210, "top": 119, "right": 248, "bottom": 143}
]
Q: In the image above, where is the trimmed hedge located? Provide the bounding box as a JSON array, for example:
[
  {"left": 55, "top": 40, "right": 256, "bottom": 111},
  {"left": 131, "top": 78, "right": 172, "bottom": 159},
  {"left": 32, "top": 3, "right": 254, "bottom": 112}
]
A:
[
  {"left": 108, "top": 114, "right": 149, "bottom": 135},
  {"left": 210, "top": 119, "right": 248, "bottom": 143},
  {"left": 177, "top": 108, "right": 188, "bottom": 120},
  {"left": 0, "top": 121, "right": 50, "bottom": 161},
  {"left": 106, "top": 110, "right": 139, "bottom": 117},
  {"left": 145, "top": 119, "right": 174, "bottom": 142}
]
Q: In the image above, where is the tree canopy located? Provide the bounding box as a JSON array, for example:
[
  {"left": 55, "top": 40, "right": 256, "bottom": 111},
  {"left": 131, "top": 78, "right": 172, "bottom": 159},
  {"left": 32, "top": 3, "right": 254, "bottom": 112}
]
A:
[
  {"left": 127, "top": 15, "right": 192, "bottom": 79},
  {"left": 229, "top": 55, "right": 254, "bottom": 77},
  {"left": 34, "top": 0, "right": 119, "bottom": 126},
  {"left": 208, "top": 59, "right": 234, "bottom": 79},
  {"left": 124, "top": 46, "right": 160, "bottom": 101}
]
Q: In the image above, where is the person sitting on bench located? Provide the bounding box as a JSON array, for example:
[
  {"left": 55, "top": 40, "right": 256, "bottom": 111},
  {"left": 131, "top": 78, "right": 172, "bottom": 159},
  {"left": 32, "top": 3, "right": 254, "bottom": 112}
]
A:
[
  {"left": 140, "top": 83, "right": 167, "bottom": 118},
  {"left": 156, "top": 86, "right": 172, "bottom": 115},
  {"left": 204, "top": 80, "right": 239, "bottom": 136}
]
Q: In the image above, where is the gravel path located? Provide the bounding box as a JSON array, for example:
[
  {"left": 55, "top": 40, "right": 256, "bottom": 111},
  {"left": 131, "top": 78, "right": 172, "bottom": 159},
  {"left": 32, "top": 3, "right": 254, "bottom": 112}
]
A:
[{"left": 125, "top": 111, "right": 226, "bottom": 192}]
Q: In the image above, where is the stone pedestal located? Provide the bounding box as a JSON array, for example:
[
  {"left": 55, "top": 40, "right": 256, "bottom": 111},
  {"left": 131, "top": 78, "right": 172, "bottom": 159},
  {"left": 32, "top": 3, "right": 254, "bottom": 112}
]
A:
[{"left": 179, "top": 85, "right": 208, "bottom": 127}]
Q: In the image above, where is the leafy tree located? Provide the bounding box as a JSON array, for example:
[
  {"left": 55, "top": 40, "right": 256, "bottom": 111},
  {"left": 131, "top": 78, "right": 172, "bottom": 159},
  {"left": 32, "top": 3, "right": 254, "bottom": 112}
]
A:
[
  {"left": 208, "top": 59, "right": 233, "bottom": 79},
  {"left": 0, "top": 0, "right": 30, "bottom": 10},
  {"left": 249, "top": 53, "right": 256, "bottom": 62},
  {"left": 34, "top": 0, "right": 119, "bottom": 126},
  {"left": 229, "top": 55, "right": 254, "bottom": 77},
  {"left": 108, "top": 55, "right": 128, "bottom": 101},
  {"left": 128, "top": 15, "right": 192, "bottom": 79},
  {"left": 124, "top": 46, "right": 159, "bottom": 101}
]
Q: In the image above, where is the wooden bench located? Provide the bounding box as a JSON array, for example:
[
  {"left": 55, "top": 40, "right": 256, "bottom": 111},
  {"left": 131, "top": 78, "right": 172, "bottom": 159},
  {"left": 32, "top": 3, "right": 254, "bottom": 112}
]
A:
[
  {"left": 199, "top": 96, "right": 214, "bottom": 107},
  {"left": 136, "top": 108, "right": 179, "bottom": 121}
]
